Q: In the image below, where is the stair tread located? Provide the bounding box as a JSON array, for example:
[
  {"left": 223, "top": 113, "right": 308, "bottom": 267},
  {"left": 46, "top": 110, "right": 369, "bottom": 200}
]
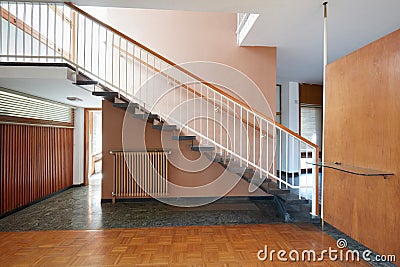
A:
[
  {"left": 92, "top": 91, "right": 118, "bottom": 97},
  {"left": 172, "top": 135, "right": 196, "bottom": 141},
  {"left": 74, "top": 80, "right": 98, "bottom": 85},
  {"left": 190, "top": 145, "right": 215, "bottom": 151},
  {"left": 152, "top": 124, "right": 177, "bottom": 130}
]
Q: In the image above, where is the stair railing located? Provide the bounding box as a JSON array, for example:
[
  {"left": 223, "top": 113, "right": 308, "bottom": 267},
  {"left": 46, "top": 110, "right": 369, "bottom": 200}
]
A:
[{"left": 0, "top": 1, "right": 320, "bottom": 215}]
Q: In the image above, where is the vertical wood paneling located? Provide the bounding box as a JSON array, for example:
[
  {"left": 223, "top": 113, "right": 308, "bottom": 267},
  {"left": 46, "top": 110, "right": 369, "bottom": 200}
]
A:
[
  {"left": 0, "top": 124, "right": 74, "bottom": 215},
  {"left": 324, "top": 29, "right": 400, "bottom": 257}
]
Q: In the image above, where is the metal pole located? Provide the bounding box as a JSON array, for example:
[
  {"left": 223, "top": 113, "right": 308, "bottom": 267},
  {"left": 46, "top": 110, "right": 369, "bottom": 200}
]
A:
[{"left": 321, "top": 1, "right": 328, "bottom": 230}]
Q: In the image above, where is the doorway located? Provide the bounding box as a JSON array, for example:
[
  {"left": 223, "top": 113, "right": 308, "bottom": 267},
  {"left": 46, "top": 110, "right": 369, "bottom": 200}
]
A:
[{"left": 84, "top": 109, "right": 102, "bottom": 186}]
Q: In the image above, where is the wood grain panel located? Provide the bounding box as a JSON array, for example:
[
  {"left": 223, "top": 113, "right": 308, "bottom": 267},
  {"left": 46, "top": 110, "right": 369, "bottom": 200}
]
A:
[
  {"left": 324, "top": 29, "right": 400, "bottom": 258},
  {"left": 0, "top": 123, "right": 73, "bottom": 215}
]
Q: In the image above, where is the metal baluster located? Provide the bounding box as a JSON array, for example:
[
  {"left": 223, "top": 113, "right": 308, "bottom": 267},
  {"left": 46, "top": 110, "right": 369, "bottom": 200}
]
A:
[
  {"left": 54, "top": 4, "right": 57, "bottom": 60},
  {"left": 118, "top": 36, "right": 121, "bottom": 91},
  {"left": 90, "top": 20, "right": 93, "bottom": 72},
  {"left": 68, "top": 7, "right": 71, "bottom": 62},
  {"left": 23, "top": 3, "right": 26, "bottom": 61},
  {"left": 61, "top": 4, "right": 64, "bottom": 61},
  {"left": 285, "top": 131, "right": 288, "bottom": 188},
  {"left": 240, "top": 106, "right": 243, "bottom": 166},
  {"left": 46, "top": 3, "right": 49, "bottom": 61},
  {"left": 259, "top": 120, "right": 262, "bottom": 177},
  {"left": 139, "top": 48, "right": 141, "bottom": 102},
  {"left": 125, "top": 40, "right": 128, "bottom": 96},
  {"left": 244, "top": 109, "right": 248, "bottom": 167},
  {"left": 14, "top": 3, "right": 18, "bottom": 61},
  {"left": 111, "top": 32, "right": 114, "bottom": 88},
  {"left": 211, "top": 90, "right": 215, "bottom": 142},
  {"left": 76, "top": 12, "right": 79, "bottom": 70},
  {"left": 279, "top": 129, "right": 282, "bottom": 189},
  {"left": 233, "top": 103, "right": 236, "bottom": 157},
  {"left": 253, "top": 113, "right": 256, "bottom": 164},
  {"left": 7, "top": 2, "right": 10, "bottom": 60},
  {"left": 132, "top": 44, "right": 135, "bottom": 98},
  {"left": 298, "top": 140, "right": 302, "bottom": 200},
  {"left": 31, "top": 3, "right": 34, "bottom": 61},
  {"left": 266, "top": 121, "right": 269, "bottom": 178},
  {"left": 104, "top": 29, "right": 108, "bottom": 84},
  {"left": 220, "top": 94, "right": 223, "bottom": 156},
  {"left": 97, "top": 24, "right": 100, "bottom": 80},
  {"left": 83, "top": 17, "right": 86, "bottom": 69},
  {"left": 0, "top": 3, "right": 2, "bottom": 57},
  {"left": 292, "top": 136, "right": 295, "bottom": 187}
]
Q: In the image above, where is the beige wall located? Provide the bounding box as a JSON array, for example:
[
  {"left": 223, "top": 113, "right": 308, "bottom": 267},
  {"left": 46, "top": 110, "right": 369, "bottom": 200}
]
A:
[
  {"left": 324, "top": 29, "right": 400, "bottom": 258},
  {"left": 102, "top": 100, "right": 268, "bottom": 200},
  {"left": 105, "top": 8, "right": 276, "bottom": 115}
]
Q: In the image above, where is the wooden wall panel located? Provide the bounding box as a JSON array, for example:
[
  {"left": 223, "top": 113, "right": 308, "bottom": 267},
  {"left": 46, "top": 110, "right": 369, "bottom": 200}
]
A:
[
  {"left": 324, "top": 29, "right": 400, "bottom": 258},
  {"left": 0, "top": 124, "right": 74, "bottom": 215}
]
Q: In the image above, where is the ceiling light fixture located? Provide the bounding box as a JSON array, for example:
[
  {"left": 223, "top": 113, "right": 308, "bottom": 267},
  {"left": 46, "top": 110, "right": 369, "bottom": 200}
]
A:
[{"left": 66, "top": 96, "right": 83, "bottom": 102}]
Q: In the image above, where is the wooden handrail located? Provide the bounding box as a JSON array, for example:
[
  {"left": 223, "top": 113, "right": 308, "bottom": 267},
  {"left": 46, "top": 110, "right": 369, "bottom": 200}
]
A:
[{"left": 67, "top": 3, "right": 318, "bottom": 149}]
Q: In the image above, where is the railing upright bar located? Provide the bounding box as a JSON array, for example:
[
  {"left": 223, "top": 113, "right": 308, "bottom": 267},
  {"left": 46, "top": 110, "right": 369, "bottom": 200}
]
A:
[
  {"left": 7, "top": 2, "right": 10, "bottom": 60},
  {"left": 111, "top": 32, "right": 114, "bottom": 90},
  {"left": 23, "top": 3, "right": 26, "bottom": 61},
  {"left": 46, "top": 3, "right": 49, "bottom": 61},
  {"left": 83, "top": 16, "right": 86, "bottom": 69},
  {"left": 125, "top": 40, "right": 128, "bottom": 95},
  {"left": 259, "top": 121, "right": 262, "bottom": 176},
  {"left": 75, "top": 12, "right": 79, "bottom": 73},
  {"left": 68, "top": 7, "right": 72, "bottom": 62},
  {"left": 132, "top": 44, "right": 136, "bottom": 96},
  {"left": 220, "top": 94, "right": 223, "bottom": 156},
  {"left": 15, "top": 2, "right": 18, "bottom": 61},
  {"left": 279, "top": 129, "right": 282, "bottom": 189},
  {"left": 298, "top": 141, "right": 302, "bottom": 200},
  {"left": 104, "top": 29, "right": 108, "bottom": 84},
  {"left": 118, "top": 36, "right": 121, "bottom": 91},
  {"left": 292, "top": 136, "right": 295, "bottom": 187},
  {"left": 233, "top": 102, "right": 236, "bottom": 157},
  {"left": 246, "top": 110, "right": 249, "bottom": 167},
  {"left": 97, "top": 23, "right": 100, "bottom": 82},
  {"left": 0, "top": 3, "right": 2, "bottom": 57},
  {"left": 61, "top": 4, "right": 64, "bottom": 61},
  {"left": 253, "top": 114, "right": 256, "bottom": 164},
  {"left": 31, "top": 3, "right": 34, "bottom": 61},
  {"left": 285, "top": 132, "right": 289, "bottom": 188},
  {"left": 90, "top": 20, "right": 93, "bottom": 72},
  {"left": 139, "top": 47, "right": 141, "bottom": 101},
  {"left": 213, "top": 91, "right": 216, "bottom": 143},
  {"left": 53, "top": 4, "right": 56, "bottom": 60},
  {"left": 266, "top": 122, "right": 269, "bottom": 178},
  {"left": 239, "top": 105, "right": 242, "bottom": 167},
  {"left": 226, "top": 97, "right": 229, "bottom": 159}
]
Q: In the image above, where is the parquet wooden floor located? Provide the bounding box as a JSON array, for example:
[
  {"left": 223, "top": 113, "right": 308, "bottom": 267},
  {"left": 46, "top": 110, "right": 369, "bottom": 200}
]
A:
[{"left": 0, "top": 224, "right": 370, "bottom": 266}]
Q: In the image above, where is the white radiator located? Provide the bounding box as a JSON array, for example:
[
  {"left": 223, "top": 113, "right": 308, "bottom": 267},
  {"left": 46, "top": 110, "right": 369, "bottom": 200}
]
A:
[{"left": 111, "top": 151, "right": 168, "bottom": 201}]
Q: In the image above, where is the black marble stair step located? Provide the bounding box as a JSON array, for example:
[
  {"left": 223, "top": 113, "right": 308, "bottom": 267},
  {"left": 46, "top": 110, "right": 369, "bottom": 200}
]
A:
[
  {"left": 113, "top": 102, "right": 139, "bottom": 110},
  {"left": 92, "top": 91, "right": 118, "bottom": 97},
  {"left": 190, "top": 145, "right": 215, "bottom": 152},
  {"left": 152, "top": 124, "right": 177, "bottom": 131},
  {"left": 133, "top": 113, "right": 159, "bottom": 121},
  {"left": 277, "top": 194, "right": 309, "bottom": 205},
  {"left": 172, "top": 136, "right": 196, "bottom": 141},
  {"left": 228, "top": 167, "right": 254, "bottom": 174},
  {"left": 74, "top": 80, "right": 98, "bottom": 85}
]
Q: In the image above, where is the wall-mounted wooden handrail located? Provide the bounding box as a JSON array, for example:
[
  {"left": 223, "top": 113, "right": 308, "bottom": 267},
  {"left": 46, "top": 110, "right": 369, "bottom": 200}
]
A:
[{"left": 65, "top": 2, "right": 318, "bottom": 150}]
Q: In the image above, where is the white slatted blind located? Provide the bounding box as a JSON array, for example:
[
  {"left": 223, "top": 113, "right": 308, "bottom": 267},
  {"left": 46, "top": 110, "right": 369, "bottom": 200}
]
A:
[
  {"left": 301, "top": 105, "right": 322, "bottom": 147},
  {"left": 0, "top": 88, "right": 73, "bottom": 124}
]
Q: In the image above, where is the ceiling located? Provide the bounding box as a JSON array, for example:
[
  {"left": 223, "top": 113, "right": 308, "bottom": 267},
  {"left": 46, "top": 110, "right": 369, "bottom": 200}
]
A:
[
  {"left": 10, "top": 0, "right": 400, "bottom": 84},
  {"left": 0, "top": 66, "right": 102, "bottom": 108}
]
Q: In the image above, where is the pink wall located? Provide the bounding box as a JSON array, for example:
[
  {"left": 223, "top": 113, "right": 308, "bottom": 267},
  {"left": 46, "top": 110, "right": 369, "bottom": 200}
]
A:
[{"left": 105, "top": 8, "right": 277, "bottom": 115}]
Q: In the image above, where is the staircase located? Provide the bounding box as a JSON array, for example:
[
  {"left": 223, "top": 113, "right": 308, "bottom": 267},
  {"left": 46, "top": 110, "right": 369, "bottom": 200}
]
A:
[{"left": 0, "top": 1, "right": 321, "bottom": 219}]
